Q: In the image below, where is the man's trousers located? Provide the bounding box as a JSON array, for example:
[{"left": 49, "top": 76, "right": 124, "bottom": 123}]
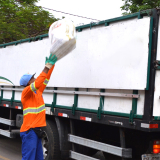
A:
[{"left": 20, "top": 129, "right": 43, "bottom": 160}]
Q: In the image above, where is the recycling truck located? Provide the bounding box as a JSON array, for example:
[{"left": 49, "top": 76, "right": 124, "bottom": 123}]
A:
[{"left": 1, "top": 8, "right": 160, "bottom": 160}]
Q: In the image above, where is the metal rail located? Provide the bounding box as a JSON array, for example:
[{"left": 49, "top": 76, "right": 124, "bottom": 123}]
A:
[
  {"left": 0, "top": 118, "right": 15, "bottom": 126},
  {"left": 0, "top": 87, "right": 140, "bottom": 98},
  {"left": 0, "top": 129, "right": 16, "bottom": 138},
  {"left": 0, "top": 88, "right": 23, "bottom": 91},
  {"left": 70, "top": 151, "right": 99, "bottom": 160},
  {"left": 68, "top": 134, "right": 132, "bottom": 158}
]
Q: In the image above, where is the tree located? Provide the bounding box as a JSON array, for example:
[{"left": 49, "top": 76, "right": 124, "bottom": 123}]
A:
[
  {"left": 0, "top": 0, "right": 59, "bottom": 44},
  {"left": 121, "top": 0, "right": 160, "bottom": 15}
]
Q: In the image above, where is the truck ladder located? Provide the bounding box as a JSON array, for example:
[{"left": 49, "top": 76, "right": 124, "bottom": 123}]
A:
[
  {"left": 0, "top": 117, "right": 18, "bottom": 138},
  {"left": 69, "top": 119, "right": 132, "bottom": 160},
  {"left": 68, "top": 134, "right": 132, "bottom": 159}
]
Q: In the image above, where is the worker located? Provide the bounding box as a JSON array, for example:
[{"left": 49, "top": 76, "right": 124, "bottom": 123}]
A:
[{"left": 19, "top": 54, "right": 57, "bottom": 160}]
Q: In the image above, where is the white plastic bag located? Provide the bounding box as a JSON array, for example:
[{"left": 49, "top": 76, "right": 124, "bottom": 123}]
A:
[{"left": 49, "top": 18, "right": 76, "bottom": 61}]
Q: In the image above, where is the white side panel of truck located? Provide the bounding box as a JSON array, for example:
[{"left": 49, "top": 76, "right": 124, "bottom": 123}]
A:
[
  {"left": 104, "top": 90, "right": 145, "bottom": 115},
  {"left": 153, "top": 17, "right": 160, "bottom": 116},
  {"left": 0, "top": 17, "right": 150, "bottom": 90}
]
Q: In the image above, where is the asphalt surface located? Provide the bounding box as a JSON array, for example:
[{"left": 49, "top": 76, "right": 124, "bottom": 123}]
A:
[
  {"left": 0, "top": 135, "right": 106, "bottom": 160},
  {"left": 0, "top": 135, "right": 21, "bottom": 160}
]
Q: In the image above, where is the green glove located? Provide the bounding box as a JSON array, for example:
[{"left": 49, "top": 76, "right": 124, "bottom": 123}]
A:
[{"left": 45, "top": 54, "right": 57, "bottom": 69}]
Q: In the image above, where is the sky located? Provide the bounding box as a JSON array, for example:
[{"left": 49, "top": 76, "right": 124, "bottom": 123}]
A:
[{"left": 36, "top": 0, "right": 124, "bottom": 26}]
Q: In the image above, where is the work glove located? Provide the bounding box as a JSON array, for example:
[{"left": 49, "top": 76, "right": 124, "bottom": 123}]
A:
[{"left": 45, "top": 54, "right": 57, "bottom": 69}]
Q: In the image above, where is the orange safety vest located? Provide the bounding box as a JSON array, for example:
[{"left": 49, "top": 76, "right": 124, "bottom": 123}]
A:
[{"left": 20, "top": 65, "right": 55, "bottom": 132}]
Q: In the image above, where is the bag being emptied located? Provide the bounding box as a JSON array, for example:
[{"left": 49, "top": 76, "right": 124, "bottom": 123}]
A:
[{"left": 48, "top": 18, "right": 76, "bottom": 61}]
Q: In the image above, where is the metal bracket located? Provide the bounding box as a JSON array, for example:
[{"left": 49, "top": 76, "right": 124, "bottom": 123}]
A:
[
  {"left": 0, "top": 97, "right": 1, "bottom": 104},
  {"left": 141, "top": 9, "right": 152, "bottom": 16},
  {"left": 129, "top": 90, "right": 138, "bottom": 125},
  {"left": 51, "top": 102, "right": 55, "bottom": 113},
  {"left": 154, "top": 60, "right": 160, "bottom": 70},
  {"left": 138, "top": 10, "right": 143, "bottom": 19},
  {"left": 11, "top": 86, "right": 15, "bottom": 106},
  {"left": 97, "top": 97, "right": 103, "bottom": 119},
  {"left": 105, "top": 22, "right": 109, "bottom": 26},
  {"left": 51, "top": 87, "right": 57, "bottom": 113},
  {"left": 72, "top": 104, "right": 76, "bottom": 115},
  {"left": 90, "top": 22, "right": 93, "bottom": 29},
  {"left": 129, "top": 110, "right": 134, "bottom": 124},
  {"left": 97, "top": 89, "right": 105, "bottom": 119},
  {"left": 78, "top": 28, "right": 82, "bottom": 32},
  {"left": 0, "top": 86, "right": 4, "bottom": 104},
  {"left": 72, "top": 88, "right": 79, "bottom": 115}
]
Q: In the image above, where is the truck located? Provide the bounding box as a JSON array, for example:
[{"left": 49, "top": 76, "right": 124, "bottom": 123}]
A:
[{"left": 0, "top": 8, "right": 160, "bottom": 160}]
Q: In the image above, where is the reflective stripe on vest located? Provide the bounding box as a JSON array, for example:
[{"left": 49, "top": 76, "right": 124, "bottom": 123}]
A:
[
  {"left": 30, "top": 82, "right": 38, "bottom": 92},
  {"left": 23, "top": 104, "right": 45, "bottom": 116},
  {"left": 43, "top": 79, "right": 49, "bottom": 85}
]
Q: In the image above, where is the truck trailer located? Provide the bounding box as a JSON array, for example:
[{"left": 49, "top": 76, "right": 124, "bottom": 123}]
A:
[{"left": 0, "top": 8, "right": 160, "bottom": 160}]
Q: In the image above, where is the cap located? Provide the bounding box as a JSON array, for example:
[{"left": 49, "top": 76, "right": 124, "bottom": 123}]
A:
[{"left": 20, "top": 73, "right": 35, "bottom": 87}]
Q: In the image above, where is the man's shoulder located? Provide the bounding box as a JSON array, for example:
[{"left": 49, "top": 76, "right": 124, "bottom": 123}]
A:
[
  {"left": 22, "top": 86, "right": 30, "bottom": 93},
  {"left": 21, "top": 86, "right": 33, "bottom": 97}
]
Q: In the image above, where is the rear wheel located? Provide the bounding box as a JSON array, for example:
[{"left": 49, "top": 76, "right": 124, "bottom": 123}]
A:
[{"left": 41, "top": 119, "right": 61, "bottom": 160}]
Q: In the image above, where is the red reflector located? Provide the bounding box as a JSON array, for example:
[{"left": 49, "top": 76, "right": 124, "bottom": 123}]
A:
[
  {"left": 80, "top": 116, "right": 86, "bottom": 121},
  {"left": 3, "top": 104, "right": 6, "bottom": 107},
  {"left": 154, "top": 141, "right": 160, "bottom": 145},
  {"left": 15, "top": 106, "right": 18, "bottom": 109},
  {"left": 150, "top": 124, "right": 158, "bottom": 128},
  {"left": 58, "top": 113, "right": 63, "bottom": 117},
  {"left": 153, "top": 148, "right": 160, "bottom": 154}
]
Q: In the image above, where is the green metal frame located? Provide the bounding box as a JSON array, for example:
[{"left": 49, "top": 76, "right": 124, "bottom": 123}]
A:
[
  {"left": 72, "top": 88, "right": 78, "bottom": 115},
  {"left": 44, "top": 88, "right": 143, "bottom": 120},
  {"left": 51, "top": 87, "right": 57, "bottom": 112},
  {"left": 0, "top": 98, "right": 142, "bottom": 119},
  {"left": 155, "top": 66, "right": 160, "bottom": 70},
  {"left": 146, "top": 17, "right": 154, "bottom": 90},
  {"left": 154, "top": 117, "right": 160, "bottom": 120},
  {"left": 138, "top": 10, "right": 143, "bottom": 19},
  {"left": 0, "top": 9, "right": 153, "bottom": 120},
  {"left": 0, "top": 86, "right": 21, "bottom": 104},
  {"left": 97, "top": 89, "right": 105, "bottom": 119},
  {"left": 0, "top": 34, "right": 48, "bottom": 48},
  {"left": 156, "top": 61, "right": 160, "bottom": 65},
  {"left": 0, "top": 9, "right": 152, "bottom": 48},
  {"left": 0, "top": 86, "right": 3, "bottom": 104},
  {"left": 154, "top": 61, "right": 160, "bottom": 70},
  {"left": 11, "top": 86, "right": 15, "bottom": 106},
  {"left": 76, "top": 9, "right": 151, "bottom": 32},
  {"left": 45, "top": 88, "right": 142, "bottom": 119}
]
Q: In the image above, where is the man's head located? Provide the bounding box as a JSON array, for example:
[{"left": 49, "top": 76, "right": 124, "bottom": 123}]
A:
[{"left": 20, "top": 73, "right": 36, "bottom": 87}]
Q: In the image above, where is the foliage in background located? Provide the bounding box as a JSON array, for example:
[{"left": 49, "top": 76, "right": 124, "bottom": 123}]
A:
[
  {"left": 121, "top": 0, "right": 160, "bottom": 15},
  {"left": 0, "top": 0, "right": 59, "bottom": 44}
]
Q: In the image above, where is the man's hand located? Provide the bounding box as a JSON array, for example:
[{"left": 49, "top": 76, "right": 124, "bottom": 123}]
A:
[{"left": 45, "top": 54, "right": 57, "bottom": 69}]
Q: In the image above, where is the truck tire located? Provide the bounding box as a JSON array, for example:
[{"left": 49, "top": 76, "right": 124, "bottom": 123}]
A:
[{"left": 41, "top": 119, "right": 61, "bottom": 160}]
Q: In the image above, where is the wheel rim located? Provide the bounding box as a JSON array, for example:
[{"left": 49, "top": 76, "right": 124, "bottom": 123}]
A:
[{"left": 42, "top": 131, "right": 49, "bottom": 159}]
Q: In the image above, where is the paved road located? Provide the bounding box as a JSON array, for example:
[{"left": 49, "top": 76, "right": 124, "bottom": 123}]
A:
[
  {"left": 0, "top": 135, "right": 21, "bottom": 160},
  {"left": 0, "top": 135, "right": 106, "bottom": 160}
]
